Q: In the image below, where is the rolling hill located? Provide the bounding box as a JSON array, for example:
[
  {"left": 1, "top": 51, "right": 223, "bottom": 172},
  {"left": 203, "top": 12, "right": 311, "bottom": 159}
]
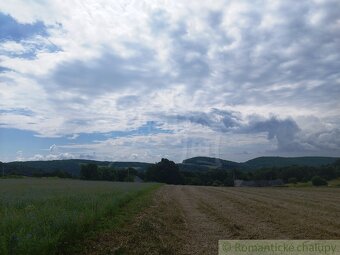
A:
[
  {"left": 243, "top": 156, "right": 338, "bottom": 170},
  {"left": 1, "top": 159, "right": 151, "bottom": 176},
  {"left": 179, "top": 157, "right": 241, "bottom": 172},
  {"left": 181, "top": 156, "right": 339, "bottom": 171},
  {"left": 1, "top": 156, "right": 338, "bottom": 176}
]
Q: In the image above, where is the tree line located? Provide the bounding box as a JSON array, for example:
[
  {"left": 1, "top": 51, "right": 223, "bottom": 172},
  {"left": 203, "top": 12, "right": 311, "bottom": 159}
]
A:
[
  {"left": 143, "top": 158, "right": 340, "bottom": 186},
  {"left": 2, "top": 158, "right": 339, "bottom": 186},
  {"left": 80, "top": 163, "right": 137, "bottom": 182},
  {"left": 234, "top": 160, "right": 340, "bottom": 184}
]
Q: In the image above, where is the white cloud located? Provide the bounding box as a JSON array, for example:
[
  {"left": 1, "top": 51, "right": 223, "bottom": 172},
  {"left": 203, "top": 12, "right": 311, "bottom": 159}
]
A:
[
  {"left": 28, "top": 153, "right": 75, "bottom": 161},
  {"left": 0, "top": 41, "right": 26, "bottom": 52},
  {"left": 15, "top": 150, "right": 24, "bottom": 161},
  {"left": 0, "top": 0, "right": 339, "bottom": 161}
]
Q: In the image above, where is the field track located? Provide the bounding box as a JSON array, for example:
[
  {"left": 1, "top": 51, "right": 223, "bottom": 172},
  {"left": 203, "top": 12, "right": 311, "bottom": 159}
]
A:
[{"left": 80, "top": 185, "right": 340, "bottom": 255}]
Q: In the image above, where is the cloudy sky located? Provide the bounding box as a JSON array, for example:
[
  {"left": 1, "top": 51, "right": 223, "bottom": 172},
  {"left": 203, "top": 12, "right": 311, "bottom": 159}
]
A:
[{"left": 0, "top": 0, "right": 339, "bottom": 163}]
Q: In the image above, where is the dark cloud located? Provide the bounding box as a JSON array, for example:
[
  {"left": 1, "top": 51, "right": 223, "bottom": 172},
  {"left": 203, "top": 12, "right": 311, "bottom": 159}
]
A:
[
  {"left": 46, "top": 46, "right": 168, "bottom": 95},
  {"left": 207, "top": 11, "right": 223, "bottom": 28},
  {"left": 302, "top": 128, "right": 340, "bottom": 152},
  {"left": 167, "top": 109, "right": 340, "bottom": 154},
  {"left": 244, "top": 116, "right": 301, "bottom": 152},
  {"left": 167, "top": 109, "right": 241, "bottom": 132},
  {"left": 116, "top": 95, "right": 140, "bottom": 110},
  {"left": 168, "top": 22, "right": 211, "bottom": 87}
]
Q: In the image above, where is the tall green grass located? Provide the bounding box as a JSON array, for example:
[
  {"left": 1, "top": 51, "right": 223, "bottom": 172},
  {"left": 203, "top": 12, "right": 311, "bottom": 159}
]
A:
[{"left": 0, "top": 178, "right": 157, "bottom": 255}]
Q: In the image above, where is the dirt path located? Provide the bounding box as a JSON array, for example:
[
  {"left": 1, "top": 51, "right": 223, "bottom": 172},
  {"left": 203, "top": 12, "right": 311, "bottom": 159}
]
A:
[{"left": 75, "top": 185, "right": 340, "bottom": 255}]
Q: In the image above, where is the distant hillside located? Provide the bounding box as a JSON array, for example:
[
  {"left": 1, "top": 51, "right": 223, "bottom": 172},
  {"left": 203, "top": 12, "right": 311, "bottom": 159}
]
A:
[
  {"left": 181, "top": 156, "right": 339, "bottom": 171},
  {"left": 243, "top": 156, "right": 339, "bottom": 170},
  {"left": 1, "top": 156, "right": 338, "bottom": 177},
  {"left": 2, "top": 160, "right": 151, "bottom": 176},
  {"left": 180, "top": 157, "right": 241, "bottom": 172}
]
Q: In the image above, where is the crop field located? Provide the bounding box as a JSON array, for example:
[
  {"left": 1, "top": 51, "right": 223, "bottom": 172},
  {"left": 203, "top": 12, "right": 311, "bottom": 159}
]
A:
[
  {"left": 0, "top": 178, "right": 158, "bottom": 255},
  {"left": 1, "top": 180, "right": 339, "bottom": 255}
]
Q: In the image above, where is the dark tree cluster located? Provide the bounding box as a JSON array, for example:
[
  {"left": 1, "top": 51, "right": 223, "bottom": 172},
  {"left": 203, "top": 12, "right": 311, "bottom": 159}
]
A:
[
  {"left": 145, "top": 158, "right": 340, "bottom": 187},
  {"left": 32, "top": 170, "right": 72, "bottom": 178},
  {"left": 145, "top": 158, "right": 234, "bottom": 186},
  {"left": 145, "top": 158, "right": 183, "bottom": 184},
  {"left": 181, "top": 169, "right": 234, "bottom": 186},
  {"left": 80, "top": 163, "right": 137, "bottom": 182},
  {"left": 235, "top": 161, "right": 340, "bottom": 186}
]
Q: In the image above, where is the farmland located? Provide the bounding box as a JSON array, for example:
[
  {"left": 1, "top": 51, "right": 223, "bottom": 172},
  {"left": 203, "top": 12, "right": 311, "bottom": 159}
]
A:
[
  {"left": 0, "top": 178, "right": 159, "bottom": 255},
  {"left": 80, "top": 185, "right": 340, "bottom": 255},
  {"left": 1, "top": 179, "right": 340, "bottom": 255},
  {"left": 169, "top": 186, "right": 340, "bottom": 254}
]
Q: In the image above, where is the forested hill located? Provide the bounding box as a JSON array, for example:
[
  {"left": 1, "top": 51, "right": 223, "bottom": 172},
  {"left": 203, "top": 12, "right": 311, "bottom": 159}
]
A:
[
  {"left": 179, "top": 156, "right": 339, "bottom": 171},
  {"left": 1, "top": 159, "right": 151, "bottom": 176},
  {"left": 179, "top": 157, "right": 241, "bottom": 172},
  {"left": 0, "top": 156, "right": 338, "bottom": 176},
  {"left": 243, "top": 156, "right": 338, "bottom": 170}
]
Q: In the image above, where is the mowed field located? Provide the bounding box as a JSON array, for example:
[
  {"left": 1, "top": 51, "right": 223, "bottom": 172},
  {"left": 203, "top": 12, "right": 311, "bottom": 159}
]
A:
[
  {"left": 80, "top": 185, "right": 340, "bottom": 255},
  {"left": 168, "top": 186, "right": 340, "bottom": 254},
  {"left": 0, "top": 178, "right": 158, "bottom": 255}
]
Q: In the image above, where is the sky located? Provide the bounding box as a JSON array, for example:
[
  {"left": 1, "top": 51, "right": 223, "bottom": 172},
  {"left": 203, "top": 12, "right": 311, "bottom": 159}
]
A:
[{"left": 0, "top": 0, "right": 339, "bottom": 163}]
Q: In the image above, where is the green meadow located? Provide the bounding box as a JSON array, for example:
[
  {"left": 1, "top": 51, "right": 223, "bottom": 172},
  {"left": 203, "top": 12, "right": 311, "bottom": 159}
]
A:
[{"left": 0, "top": 178, "right": 158, "bottom": 255}]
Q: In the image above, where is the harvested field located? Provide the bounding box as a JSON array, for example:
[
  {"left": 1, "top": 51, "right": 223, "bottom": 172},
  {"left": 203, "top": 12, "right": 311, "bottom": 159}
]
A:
[
  {"left": 82, "top": 185, "right": 340, "bottom": 255},
  {"left": 171, "top": 186, "right": 340, "bottom": 254}
]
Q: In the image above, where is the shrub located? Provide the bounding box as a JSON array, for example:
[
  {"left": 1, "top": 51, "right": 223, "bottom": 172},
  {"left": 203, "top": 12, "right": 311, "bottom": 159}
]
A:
[{"left": 311, "top": 176, "right": 328, "bottom": 186}]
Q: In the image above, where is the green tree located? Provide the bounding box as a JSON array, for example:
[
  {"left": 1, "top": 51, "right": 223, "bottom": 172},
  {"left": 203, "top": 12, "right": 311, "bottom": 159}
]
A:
[
  {"left": 80, "top": 163, "right": 98, "bottom": 180},
  {"left": 146, "top": 158, "right": 183, "bottom": 184},
  {"left": 101, "top": 166, "right": 115, "bottom": 181}
]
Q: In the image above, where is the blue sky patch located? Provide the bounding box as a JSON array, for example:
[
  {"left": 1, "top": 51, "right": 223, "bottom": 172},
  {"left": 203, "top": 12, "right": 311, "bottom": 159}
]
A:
[
  {"left": 0, "top": 66, "right": 12, "bottom": 73},
  {"left": 0, "top": 121, "right": 172, "bottom": 161},
  {"left": 0, "top": 12, "right": 48, "bottom": 42}
]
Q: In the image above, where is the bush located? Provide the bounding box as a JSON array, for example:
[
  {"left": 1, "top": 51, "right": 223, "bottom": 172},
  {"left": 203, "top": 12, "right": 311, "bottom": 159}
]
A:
[{"left": 311, "top": 176, "right": 328, "bottom": 186}]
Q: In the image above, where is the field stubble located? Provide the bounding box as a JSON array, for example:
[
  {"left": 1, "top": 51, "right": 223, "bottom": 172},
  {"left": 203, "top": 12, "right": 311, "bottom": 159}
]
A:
[
  {"left": 77, "top": 185, "right": 340, "bottom": 255},
  {"left": 171, "top": 185, "right": 340, "bottom": 254}
]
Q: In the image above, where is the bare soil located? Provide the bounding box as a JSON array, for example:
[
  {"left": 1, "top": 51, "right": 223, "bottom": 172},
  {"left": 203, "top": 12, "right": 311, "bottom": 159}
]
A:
[{"left": 78, "top": 185, "right": 340, "bottom": 255}]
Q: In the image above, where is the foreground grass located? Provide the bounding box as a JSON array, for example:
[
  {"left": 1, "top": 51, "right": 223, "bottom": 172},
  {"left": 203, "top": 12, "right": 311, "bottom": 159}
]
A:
[{"left": 0, "top": 178, "right": 159, "bottom": 255}]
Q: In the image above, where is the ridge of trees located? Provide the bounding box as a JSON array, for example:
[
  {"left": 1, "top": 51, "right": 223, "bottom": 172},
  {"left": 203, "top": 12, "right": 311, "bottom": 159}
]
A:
[{"left": 80, "top": 164, "right": 137, "bottom": 182}]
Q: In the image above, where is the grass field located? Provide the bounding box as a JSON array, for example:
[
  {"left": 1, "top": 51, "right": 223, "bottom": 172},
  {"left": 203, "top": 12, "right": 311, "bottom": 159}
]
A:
[{"left": 0, "top": 178, "right": 159, "bottom": 255}]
